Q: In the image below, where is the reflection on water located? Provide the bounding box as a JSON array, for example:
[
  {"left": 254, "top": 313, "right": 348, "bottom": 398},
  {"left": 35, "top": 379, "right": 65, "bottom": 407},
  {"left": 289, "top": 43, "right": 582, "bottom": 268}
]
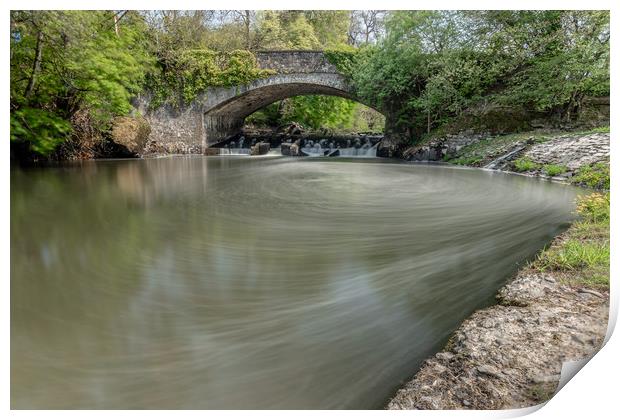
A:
[{"left": 11, "top": 156, "right": 580, "bottom": 409}]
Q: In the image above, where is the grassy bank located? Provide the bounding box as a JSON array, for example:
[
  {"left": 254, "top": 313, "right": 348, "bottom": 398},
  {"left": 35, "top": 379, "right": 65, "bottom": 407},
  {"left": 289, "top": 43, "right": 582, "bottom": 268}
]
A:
[{"left": 532, "top": 192, "right": 610, "bottom": 289}]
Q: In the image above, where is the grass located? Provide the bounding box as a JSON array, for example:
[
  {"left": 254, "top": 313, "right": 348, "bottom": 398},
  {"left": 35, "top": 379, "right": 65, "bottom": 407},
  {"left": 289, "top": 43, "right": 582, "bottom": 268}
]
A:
[
  {"left": 542, "top": 164, "right": 569, "bottom": 177},
  {"left": 533, "top": 193, "right": 610, "bottom": 288},
  {"left": 448, "top": 155, "right": 483, "bottom": 166},
  {"left": 513, "top": 157, "right": 540, "bottom": 172},
  {"left": 536, "top": 240, "right": 609, "bottom": 271},
  {"left": 578, "top": 125, "right": 610, "bottom": 134},
  {"left": 571, "top": 162, "right": 610, "bottom": 190}
]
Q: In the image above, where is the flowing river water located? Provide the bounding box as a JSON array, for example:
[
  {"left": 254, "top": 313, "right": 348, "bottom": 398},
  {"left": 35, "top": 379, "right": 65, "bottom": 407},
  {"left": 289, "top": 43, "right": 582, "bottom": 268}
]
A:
[{"left": 11, "top": 156, "right": 581, "bottom": 409}]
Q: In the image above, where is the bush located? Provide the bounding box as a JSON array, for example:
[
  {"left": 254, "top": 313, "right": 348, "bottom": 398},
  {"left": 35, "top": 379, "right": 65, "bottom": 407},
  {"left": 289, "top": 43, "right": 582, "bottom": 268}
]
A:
[
  {"left": 576, "top": 192, "right": 610, "bottom": 223},
  {"left": 513, "top": 157, "right": 540, "bottom": 172},
  {"left": 571, "top": 162, "right": 610, "bottom": 190},
  {"left": 543, "top": 164, "right": 568, "bottom": 177}
]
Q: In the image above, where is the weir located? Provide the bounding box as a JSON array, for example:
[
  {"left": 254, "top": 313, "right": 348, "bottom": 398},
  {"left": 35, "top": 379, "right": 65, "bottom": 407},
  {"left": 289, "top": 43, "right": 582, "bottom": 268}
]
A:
[{"left": 210, "top": 134, "right": 383, "bottom": 157}]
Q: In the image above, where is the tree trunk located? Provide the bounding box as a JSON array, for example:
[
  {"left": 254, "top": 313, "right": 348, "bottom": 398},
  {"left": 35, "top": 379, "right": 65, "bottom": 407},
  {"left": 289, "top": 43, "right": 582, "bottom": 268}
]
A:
[
  {"left": 114, "top": 13, "right": 120, "bottom": 36},
  {"left": 427, "top": 110, "right": 431, "bottom": 134},
  {"left": 244, "top": 10, "right": 251, "bottom": 49},
  {"left": 25, "top": 29, "right": 43, "bottom": 100}
]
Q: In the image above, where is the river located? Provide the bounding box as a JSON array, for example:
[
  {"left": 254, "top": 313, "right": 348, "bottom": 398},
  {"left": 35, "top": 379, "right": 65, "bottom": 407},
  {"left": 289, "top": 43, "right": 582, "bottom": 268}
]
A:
[{"left": 11, "top": 156, "right": 580, "bottom": 409}]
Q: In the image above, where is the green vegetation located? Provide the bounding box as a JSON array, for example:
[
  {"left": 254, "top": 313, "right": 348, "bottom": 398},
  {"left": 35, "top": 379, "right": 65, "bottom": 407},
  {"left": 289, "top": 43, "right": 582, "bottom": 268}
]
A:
[
  {"left": 513, "top": 158, "right": 540, "bottom": 172},
  {"left": 448, "top": 156, "right": 483, "bottom": 166},
  {"left": 534, "top": 193, "right": 610, "bottom": 287},
  {"left": 10, "top": 11, "right": 154, "bottom": 158},
  {"left": 244, "top": 13, "right": 383, "bottom": 133},
  {"left": 351, "top": 11, "right": 610, "bottom": 143},
  {"left": 571, "top": 162, "right": 610, "bottom": 190},
  {"left": 10, "top": 10, "right": 609, "bottom": 159},
  {"left": 11, "top": 10, "right": 386, "bottom": 159},
  {"left": 542, "top": 164, "right": 568, "bottom": 177},
  {"left": 147, "top": 50, "right": 273, "bottom": 109}
]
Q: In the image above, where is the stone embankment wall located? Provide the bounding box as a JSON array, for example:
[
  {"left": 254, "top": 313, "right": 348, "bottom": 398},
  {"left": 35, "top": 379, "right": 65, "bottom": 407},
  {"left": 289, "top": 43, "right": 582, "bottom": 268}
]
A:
[
  {"left": 404, "top": 131, "right": 610, "bottom": 177},
  {"left": 522, "top": 134, "right": 610, "bottom": 171}
]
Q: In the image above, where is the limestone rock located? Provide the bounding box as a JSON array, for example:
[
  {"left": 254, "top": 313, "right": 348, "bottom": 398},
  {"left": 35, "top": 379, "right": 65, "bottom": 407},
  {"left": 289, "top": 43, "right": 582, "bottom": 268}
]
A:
[{"left": 111, "top": 116, "right": 151, "bottom": 155}]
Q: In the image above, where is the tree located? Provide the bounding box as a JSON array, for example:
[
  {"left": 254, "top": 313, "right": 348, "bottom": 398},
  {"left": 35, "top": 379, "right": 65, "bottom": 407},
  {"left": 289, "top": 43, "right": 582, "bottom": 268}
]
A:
[
  {"left": 255, "top": 11, "right": 290, "bottom": 49},
  {"left": 286, "top": 14, "right": 321, "bottom": 49},
  {"left": 353, "top": 10, "right": 610, "bottom": 141},
  {"left": 348, "top": 10, "right": 386, "bottom": 46},
  {"left": 10, "top": 10, "right": 154, "bottom": 156},
  {"left": 304, "top": 10, "right": 350, "bottom": 48}
]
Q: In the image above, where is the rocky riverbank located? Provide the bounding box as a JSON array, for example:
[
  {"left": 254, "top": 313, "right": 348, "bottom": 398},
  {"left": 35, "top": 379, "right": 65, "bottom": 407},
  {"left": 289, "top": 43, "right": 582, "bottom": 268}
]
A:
[
  {"left": 387, "top": 272, "right": 609, "bottom": 410},
  {"left": 403, "top": 129, "right": 610, "bottom": 183},
  {"left": 387, "top": 128, "right": 610, "bottom": 410}
]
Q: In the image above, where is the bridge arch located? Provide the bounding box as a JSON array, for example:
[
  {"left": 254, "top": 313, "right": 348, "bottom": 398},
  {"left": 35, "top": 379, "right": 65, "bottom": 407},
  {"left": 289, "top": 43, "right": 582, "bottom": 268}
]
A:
[
  {"left": 202, "top": 72, "right": 377, "bottom": 145},
  {"left": 140, "top": 51, "right": 385, "bottom": 152}
]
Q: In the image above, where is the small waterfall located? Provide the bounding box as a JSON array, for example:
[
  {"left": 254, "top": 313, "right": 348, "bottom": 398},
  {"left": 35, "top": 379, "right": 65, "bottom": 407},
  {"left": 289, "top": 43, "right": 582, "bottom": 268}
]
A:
[
  {"left": 219, "top": 148, "right": 251, "bottom": 156},
  {"left": 300, "top": 145, "right": 324, "bottom": 157},
  {"left": 338, "top": 143, "right": 378, "bottom": 158}
]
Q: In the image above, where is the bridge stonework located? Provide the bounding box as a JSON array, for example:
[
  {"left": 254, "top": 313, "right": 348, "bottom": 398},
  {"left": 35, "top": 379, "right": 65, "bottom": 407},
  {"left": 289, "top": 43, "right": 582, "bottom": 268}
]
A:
[{"left": 136, "top": 51, "right": 378, "bottom": 153}]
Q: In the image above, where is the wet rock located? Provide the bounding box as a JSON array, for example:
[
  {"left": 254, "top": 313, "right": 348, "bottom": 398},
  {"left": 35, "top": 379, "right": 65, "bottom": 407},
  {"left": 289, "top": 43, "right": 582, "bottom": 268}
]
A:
[
  {"left": 280, "top": 142, "right": 292, "bottom": 156},
  {"left": 290, "top": 143, "right": 301, "bottom": 156},
  {"left": 250, "top": 141, "right": 270, "bottom": 156}
]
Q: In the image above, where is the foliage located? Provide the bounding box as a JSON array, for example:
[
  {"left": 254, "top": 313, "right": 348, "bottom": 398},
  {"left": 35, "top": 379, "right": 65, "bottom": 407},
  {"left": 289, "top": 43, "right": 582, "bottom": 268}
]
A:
[
  {"left": 249, "top": 11, "right": 368, "bottom": 131},
  {"left": 10, "top": 10, "right": 154, "bottom": 156},
  {"left": 147, "top": 49, "right": 273, "bottom": 108},
  {"left": 285, "top": 14, "right": 321, "bottom": 50},
  {"left": 542, "top": 164, "right": 568, "bottom": 177},
  {"left": 571, "top": 162, "right": 610, "bottom": 190},
  {"left": 324, "top": 46, "right": 367, "bottom": 78},
  {"left": 512, "top": 158, "right": 540, "bottom": 172},
  {"left": 575, "top": 192, "right": 610, "bottom": 223},
  {"left": 10, "top": 108, "right": 72, "bottom": 155},
  {"left": 533, "top": 192, "right": 609, "bottom": 287},
  {"left": 279, "top": 96, "right": 356, "bottom": 130},
  {"left": 351, "top": 11, "right": 610, "bottom": 143}
]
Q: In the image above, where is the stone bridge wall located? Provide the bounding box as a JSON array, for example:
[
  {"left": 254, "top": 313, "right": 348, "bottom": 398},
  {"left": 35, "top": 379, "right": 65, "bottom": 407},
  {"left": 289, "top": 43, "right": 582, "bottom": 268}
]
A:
[
  {"left": 255, "top": 51, "right": 339, "bottom": 74},
  {"left": 138, "top": 51, "right": 371, "bottom": 154}
]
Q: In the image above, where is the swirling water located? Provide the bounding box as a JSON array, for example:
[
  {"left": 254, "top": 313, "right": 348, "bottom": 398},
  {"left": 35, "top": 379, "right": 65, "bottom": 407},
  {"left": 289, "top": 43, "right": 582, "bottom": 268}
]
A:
[{"left": 11, "top": 156, "right": 580, "bottom": 409}]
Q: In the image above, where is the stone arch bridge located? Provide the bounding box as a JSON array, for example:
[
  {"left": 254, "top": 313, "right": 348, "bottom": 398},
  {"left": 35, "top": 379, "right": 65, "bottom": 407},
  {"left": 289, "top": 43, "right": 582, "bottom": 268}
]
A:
[{"left": 138, "top": 51, "right": 381, "bottom": 153}]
